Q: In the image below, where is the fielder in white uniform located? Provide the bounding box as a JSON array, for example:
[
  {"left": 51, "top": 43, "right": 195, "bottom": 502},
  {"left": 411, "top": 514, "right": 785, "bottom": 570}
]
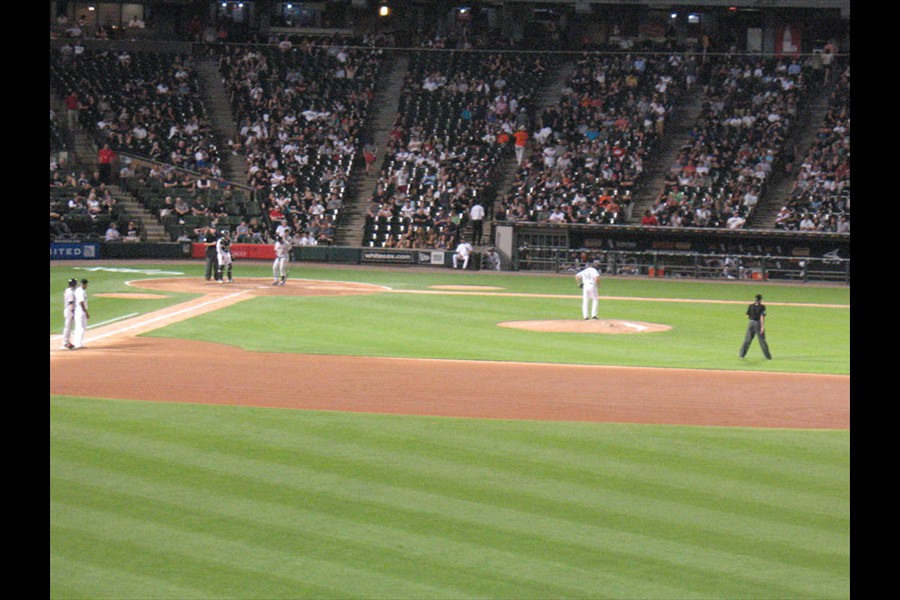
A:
[
  {"left": 272, "top": 234, "right": 292, "bottom": 285},
  {"left": 61, "top": 278, "right": 78, "bottom": 349},
  {"left": 452, "top": 240, "right": 473, "bottom": 269},
  {"left": 216, "top": 231, "right": 233, "bottom": 283},
  {"left": 575, "top": 262, "right": 601, "bottom": 320},
  {"left": 73, "top": 278, "right": 90, "bottom": 349}
]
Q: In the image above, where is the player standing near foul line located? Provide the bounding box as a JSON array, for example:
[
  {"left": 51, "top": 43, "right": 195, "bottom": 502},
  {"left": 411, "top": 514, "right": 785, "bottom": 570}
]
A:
[{"left": 61, "top": 278, "right": 78, "bottom": 349}]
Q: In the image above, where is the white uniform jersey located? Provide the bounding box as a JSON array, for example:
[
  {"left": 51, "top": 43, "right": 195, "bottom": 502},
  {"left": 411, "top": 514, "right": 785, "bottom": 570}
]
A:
[
  {"left": 577, "top": 266, "right": 601, "bottom": 288},
  {"left": 74, "top": 286, "right": 88, "bottom": 313},
  {"left": 274, "top": 239, "right": 291, "bottom": 258},
  {"left": 216, "top": 237, "right": 233, "bottom": 265},
  {"left": 64, "top": 287, "right": 76, "bottom": 315},
  {"left": 216, "top": 237, "right": 231, "bottom": 255}
]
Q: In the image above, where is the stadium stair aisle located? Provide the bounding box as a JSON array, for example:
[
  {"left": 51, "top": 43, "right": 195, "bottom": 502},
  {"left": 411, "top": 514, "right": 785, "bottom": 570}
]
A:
[
  {"left": 335, "top": 53, "right": 410, "bottom": 247},
  {"left": 628, "top": 85, "right": 706, "bottom": 223},
  {"left": 749, "top": 78, "right": 837, "bottom": 228},
  {"left": 196, "top": 56, "right": 247, "bottom": 185}
]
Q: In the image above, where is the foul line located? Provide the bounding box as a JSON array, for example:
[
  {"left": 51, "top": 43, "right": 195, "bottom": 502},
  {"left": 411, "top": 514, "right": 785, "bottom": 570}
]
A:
[
  {"left": 89, "top": 313, "right": 139, "bottom": 329},
  {"left": 70, "top": 289, "right": 254, "bottom": 344}
]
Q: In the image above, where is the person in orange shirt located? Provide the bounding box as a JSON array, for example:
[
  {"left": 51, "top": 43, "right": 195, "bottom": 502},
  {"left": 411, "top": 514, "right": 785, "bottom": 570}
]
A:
[
  {"left": 513, "top": 129, "right": 528, "bottom": 166},
  {"left": 597, "top": 188, "right": 612, "bottom": 207}
]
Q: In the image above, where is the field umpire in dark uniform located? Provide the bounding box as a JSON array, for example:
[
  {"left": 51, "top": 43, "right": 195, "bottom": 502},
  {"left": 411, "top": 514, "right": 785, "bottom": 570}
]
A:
[{"left": 739, "top": 294, "right": 772, "bottom": 360}]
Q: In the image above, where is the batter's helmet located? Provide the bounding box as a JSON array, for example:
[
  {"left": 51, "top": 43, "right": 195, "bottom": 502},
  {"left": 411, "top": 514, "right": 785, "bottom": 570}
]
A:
[{"left": 68, "top": 278, "right": 77, "bottom": 286}]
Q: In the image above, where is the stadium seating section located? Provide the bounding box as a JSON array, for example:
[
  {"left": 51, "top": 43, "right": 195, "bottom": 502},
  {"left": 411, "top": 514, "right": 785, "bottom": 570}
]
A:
[{"left": 50, "top": 37, "right": 850, "bottom": 245}]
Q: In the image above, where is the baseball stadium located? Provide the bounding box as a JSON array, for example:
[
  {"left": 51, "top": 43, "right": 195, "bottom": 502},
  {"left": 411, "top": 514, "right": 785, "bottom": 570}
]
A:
[{"left": 50, "top": 2, "right": 850, "bottom": 598}]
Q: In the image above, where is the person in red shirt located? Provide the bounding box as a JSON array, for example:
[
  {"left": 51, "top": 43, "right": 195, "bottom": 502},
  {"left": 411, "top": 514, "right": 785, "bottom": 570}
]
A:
[
  {"left": 640, "top": 210, "right": 658, "bottom": 226},
  {"left": 65, "top": 92, "right": 80, "bottom": 129},
  {"left": 96, "top": 144, "right": 117, "bottom": 184}
]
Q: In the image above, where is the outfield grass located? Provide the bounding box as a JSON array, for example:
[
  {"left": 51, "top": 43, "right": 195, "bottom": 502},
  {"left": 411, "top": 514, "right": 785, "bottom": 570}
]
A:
[
  {"left": 51, "top": 397, "right": 849, "bottom": 600},
  {"left": 50, "top": 262, "right": 850, "bottom": 599}
]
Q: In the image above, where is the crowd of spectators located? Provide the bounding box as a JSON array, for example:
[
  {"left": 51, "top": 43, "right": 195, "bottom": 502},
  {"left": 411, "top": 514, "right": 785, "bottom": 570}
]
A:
[
  {"left": 49, "top": 47, "right": 224, "bottom": 184},
  {"left": 50, "top": 28, "right": 848, "bottom": 248},
  {"left": 775, "top": 63, "right": 850, "bottom": 233},
  {"left": 495, "top": 49, "right": 692, "bottom": 226},
  {"left": 50, "top": 160, "right": 129, "bottom": 242},
  {"left": 120, "top": 161, "right": 266, "bottom": 243},
  {"left": 362, "top": 43, "right": 554, "bottom": 248},
  {"left": 215, "top": 36, "right": 386, "bottom": 245},
  {"left": 645, "top": 55, "right": 810, "bottom": 229},
  {"left": 50, "top": 11, "right": 149, "bottom": 42}
]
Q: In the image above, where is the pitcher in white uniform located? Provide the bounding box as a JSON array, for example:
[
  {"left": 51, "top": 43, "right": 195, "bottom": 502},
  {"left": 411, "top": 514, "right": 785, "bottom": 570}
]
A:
[{"left": 575, "top": 262, "right": 601, "bottom": 320}]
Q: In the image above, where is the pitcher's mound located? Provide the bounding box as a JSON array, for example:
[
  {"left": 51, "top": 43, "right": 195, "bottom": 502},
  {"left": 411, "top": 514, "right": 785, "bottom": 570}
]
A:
[{"left": 499, "top": 319, "right": 671, "bottom": 334}]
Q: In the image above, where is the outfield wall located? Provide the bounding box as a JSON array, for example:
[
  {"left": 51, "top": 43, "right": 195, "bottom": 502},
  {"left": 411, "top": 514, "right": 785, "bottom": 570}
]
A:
[{"left": 49, "top": 227, "right": 850, "bottom": 283}]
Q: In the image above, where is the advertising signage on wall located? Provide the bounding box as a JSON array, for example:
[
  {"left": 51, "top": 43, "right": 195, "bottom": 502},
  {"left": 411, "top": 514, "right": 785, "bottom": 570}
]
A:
[
  {"left": 50, "top": 242, "right": 100, "bottom": 260},
  {"left": 361, "top": 249, "right": 417, "bottom": 264},
  {"left": 359, "top": 249, "right": 449, "bottom": 266}
]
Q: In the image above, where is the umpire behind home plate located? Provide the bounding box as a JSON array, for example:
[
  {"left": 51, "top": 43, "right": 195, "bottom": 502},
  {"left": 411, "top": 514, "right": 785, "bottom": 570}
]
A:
[{"left": 201, "top": 226, "right": 219, "bottom": 281}]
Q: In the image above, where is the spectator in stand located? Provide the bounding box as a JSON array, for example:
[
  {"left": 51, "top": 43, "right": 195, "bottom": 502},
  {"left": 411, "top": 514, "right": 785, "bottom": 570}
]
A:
[
  {"left": 173, "top": 196, "right": 191, "bottom": 222},
  {"left": 97, "top": 143, "right": 117, "bottom": 185},
  {"left": 124, "top": 221, "right": 141, "bottom": 242},
  {"left": 234, "top": 219, "right": 252, "bottom": 243},
  {"left": 65, "top": 91, "right": 81, "bottom": 130},
  {"left": 104, "top": 221, "right": 122, "bottom": 242}
]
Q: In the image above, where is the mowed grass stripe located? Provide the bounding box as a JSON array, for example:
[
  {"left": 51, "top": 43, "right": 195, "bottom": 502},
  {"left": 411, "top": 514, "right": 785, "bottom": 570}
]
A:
[
  {"left": 261, "top": 415, "right": 849, "bottom": 520},
  {"left": 52, "top": 400, "right": 848, "bottom": 598},
  {"left": 50, "top": 553, "right": 219, "bottom": 600},
  {"left": 52, "top": 459, "right": 808, "bottom": 600},
  {"left": 52, "top": 419, "right": 848, "bottom": 582},
  {"left": 52, "top": 485, "right": 588, "bottom": 600},
  {"left": 53, "top": 399, "right": 849, "bottom": 527},
  {"left": 51, "top": 518, "right": 399, "bottom": 599}
]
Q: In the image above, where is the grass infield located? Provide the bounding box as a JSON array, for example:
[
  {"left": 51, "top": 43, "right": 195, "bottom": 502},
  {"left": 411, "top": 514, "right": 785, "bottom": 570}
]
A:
[{"left": 50, "top": 263, "right": 850, "bottom": 599}]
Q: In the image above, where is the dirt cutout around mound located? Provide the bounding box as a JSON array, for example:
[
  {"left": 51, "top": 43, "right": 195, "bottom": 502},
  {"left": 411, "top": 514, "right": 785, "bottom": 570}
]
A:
[
  {"left": 96, "top": 293, "right": 170, "bottom": 299},
  {"left": 500, "top": 319, "right": 671, "bottom": 334},
  {"left": 429, "top": 285, "right": 506, "bottom": 291},
  {"left": 49, "top": 276, "right": 849, "bottom": 429}
]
